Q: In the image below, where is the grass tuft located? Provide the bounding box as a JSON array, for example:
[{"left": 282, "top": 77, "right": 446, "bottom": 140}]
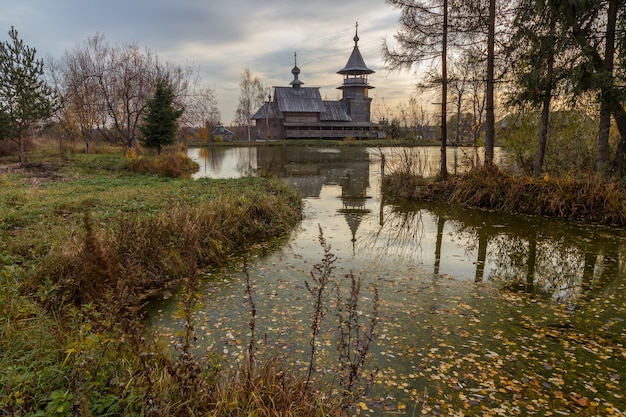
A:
[{"left": 126, "top": 151, "right": 200, "bottom": 178}]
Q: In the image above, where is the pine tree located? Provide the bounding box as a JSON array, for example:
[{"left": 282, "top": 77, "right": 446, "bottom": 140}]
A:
[
  {"left": 0, "top": 26, "right": 58, "bottom": 161},
  {"left": 139, "top": 78, "right": 183, "bottom": 154}
]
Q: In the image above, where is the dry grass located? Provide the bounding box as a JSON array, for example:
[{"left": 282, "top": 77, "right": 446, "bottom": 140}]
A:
[
  {"left": 209, "top": 358, "right": 338, "bottom": 416},
  {"left": 382, "top": 165, "right": 626, "bottom": 225},
  {"left": 126, "top": 151, "right": 200, "bottom": 177}
]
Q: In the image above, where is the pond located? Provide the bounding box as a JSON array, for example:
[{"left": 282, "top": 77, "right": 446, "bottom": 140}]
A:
[{"left": 148, "top": 145, "right": 626, "bottom": 415}]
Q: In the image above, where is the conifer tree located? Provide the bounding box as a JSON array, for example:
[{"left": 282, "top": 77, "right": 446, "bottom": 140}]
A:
[
  {"left": 139, "top": 78, "right": 183, "bottom": 154},
  {"left": 0, "top": 26, "right": 58, "bottom": 161}
]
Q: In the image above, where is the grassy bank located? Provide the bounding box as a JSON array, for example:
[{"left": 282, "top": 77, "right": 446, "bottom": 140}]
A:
[
  {"left": 0, "top": 150, "right": 339, "bottom": 415},
  {"left": 382, "top": 165, "right": 626, "bottom": 226}
]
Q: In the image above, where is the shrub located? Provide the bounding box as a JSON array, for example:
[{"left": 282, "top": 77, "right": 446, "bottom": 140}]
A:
[{"left": 126, "top": 151, "right": 199, "bottom": 178}]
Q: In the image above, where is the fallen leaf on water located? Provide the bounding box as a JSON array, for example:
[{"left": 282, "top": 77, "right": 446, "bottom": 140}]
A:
[{"left": 570, "top": 393, "right": 590, "bottom": 407}]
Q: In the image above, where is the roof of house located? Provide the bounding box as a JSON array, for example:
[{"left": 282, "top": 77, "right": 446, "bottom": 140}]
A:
[
  {"left": 211, "top": 125, "right": 234, "bottom": 135},
  {"left": 252, "top": 98, "right": 353, "bottom": 122}
]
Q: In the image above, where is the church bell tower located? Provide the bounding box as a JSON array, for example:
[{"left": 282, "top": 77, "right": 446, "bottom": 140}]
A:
[{"left": 337, "top": 23, "right": 375, "bottom": 123}]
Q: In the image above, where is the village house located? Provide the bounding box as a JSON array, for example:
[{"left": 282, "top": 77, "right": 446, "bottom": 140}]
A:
[
  {"left": 252, "top": 24, "right": 380, "bottom": 140},
  {"left": 211, "top": 125, "right": 235, "bottom": 142}
]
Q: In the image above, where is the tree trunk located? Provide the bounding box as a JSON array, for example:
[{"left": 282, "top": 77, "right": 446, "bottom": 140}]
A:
[
  {"left": 455, "top": 93, "right": 462, "bottom": 145},
  {"left": 596, "top": 101, "right": 612, "bottom": 172},
  {"left": 533, "top": 92, "right": 551, "bottom": 177},
  {"left": 18, "top": 136, "right": 25, "bottom": 162},
  {"left": 610, "top": 103, "right": 626, "bottom": 175},
  {"left": 484, "top": 0, "right": 496, "bottom": 166},
  {"left": 599, "top": 0, "right": 617, "bottom": 173},
  {"left": 440, "top": 0, "right": 449, "bottom": 180},
  {"left": 533, "top": 31, "right": 555, "bottom": 177},
  {"left": 567, "top": 0, "right": 622, "bottom": 174}
]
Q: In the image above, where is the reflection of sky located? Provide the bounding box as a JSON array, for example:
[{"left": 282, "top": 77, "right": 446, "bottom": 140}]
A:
[
  {"left": 188, "top": 146, "right": 493, "bottom": 282},
  {"left": 146, "top": 146, "right": 626, "bottom": 415},
  {"left": 188, "top": 146, "right": 625, "bottom": 301},
  {"left": 189, "top": 147, "right": 258, "bottom": 179}
]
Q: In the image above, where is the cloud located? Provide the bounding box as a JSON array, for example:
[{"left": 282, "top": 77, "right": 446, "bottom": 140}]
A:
[{"left": 0, "top": 0, "right": 426, "bottom": 124}]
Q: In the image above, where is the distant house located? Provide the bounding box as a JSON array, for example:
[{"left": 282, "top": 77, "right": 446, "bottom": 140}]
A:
[
  {"left": 211, "top": 125, "right": 235, "bottom": 142},
  {"left": 252, "top": 24, "right": 379, "bottom": 140}
]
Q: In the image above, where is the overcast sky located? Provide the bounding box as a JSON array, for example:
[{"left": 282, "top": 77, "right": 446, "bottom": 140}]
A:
[{"left": 1, "top": 0, "right": 426, "bottom": 124}]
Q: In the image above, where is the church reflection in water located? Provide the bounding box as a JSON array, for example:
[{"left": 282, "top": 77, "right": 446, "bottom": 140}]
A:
[
  {"left": 257, "top": 146, "right": 371, "bottom": 252},
  {"left": 189, "top": 145, "right": 626, "bottom": 305}
]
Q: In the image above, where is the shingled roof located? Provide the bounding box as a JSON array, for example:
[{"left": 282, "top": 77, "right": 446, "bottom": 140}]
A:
[
  {"left": 337, "top": 25, "right": 374, "bottom": 75},
  {"left": 320, "top": 101, "right": 351, "bottom": 121},
  {"left": 252, "top": 102, "right": 282, "bottom": 120},
  {"left": 274, "top": 87, "right": 326, "bottom": 113}
]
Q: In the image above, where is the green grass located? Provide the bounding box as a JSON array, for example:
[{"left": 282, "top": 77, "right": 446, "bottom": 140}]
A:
[{"left": 0, "top": 149, "right": 326, "bottom": 416}]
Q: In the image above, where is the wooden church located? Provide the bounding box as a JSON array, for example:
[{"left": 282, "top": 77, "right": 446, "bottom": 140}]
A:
[{"left": 252, "top": 25, "right": 380, "bottom": 140}]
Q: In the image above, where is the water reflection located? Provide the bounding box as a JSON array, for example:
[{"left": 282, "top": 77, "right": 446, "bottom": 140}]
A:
[
  {"left": 189, "top": 147, "right": 258, "bottom": 178},
  {"left": 164, "top": 146, "right": 626, "bottom": 413},
  {"left": 187, "top": 145, "right": 626, "bottom": 303},
  {"left": 381, "top": 201, "right": 626, "bottom": 302}
]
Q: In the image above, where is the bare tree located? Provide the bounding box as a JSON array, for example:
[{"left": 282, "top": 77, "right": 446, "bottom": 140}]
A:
[
  {"left": 484, "top": 0, "right": 496, "bottom": 166},
  {"left": 468, "top": 55, "right": 486, "bottom": 148},
  {"left": 51, "top": 33, "right": 193, "bottom": 150},
  {"left": 449, "top": 53, "right": 473, "bottom": 145},
  {"left": 234, "top": 68, "right": 264, "bottom": 142},
  {"left": 48, "top": 38, "right": 106, "bottom": 153},
  {"left": 383, "top": 0, "right": 453, "bottom": 179},
  {"left": 179, "top": 79, "right": 221, "bottom": 142}
]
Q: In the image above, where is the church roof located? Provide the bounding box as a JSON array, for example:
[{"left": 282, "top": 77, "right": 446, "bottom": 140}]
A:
[
  {"left": 320, "top": 101, "right": 351, "bottom": 121},
  {"left": 252, "top": 102, "right": 282, "bottom": 120},
  {"left": 337, "top": 25, "right": 374, "bottom": 75},
  {"left": 338, "top": 48, "right": 374, "bottom": 75},
  {"left": 274, "top": 86, "right": 326, "bottom": 113}
]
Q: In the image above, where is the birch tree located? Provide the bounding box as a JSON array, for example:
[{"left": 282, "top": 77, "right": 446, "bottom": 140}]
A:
[{"left": 235, "top": 68, "right": 264, "bottom": 142}]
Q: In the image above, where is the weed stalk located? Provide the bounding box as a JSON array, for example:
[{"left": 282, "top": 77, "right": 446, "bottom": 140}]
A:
[
  {"left": 304, "top": 225, "right": 336, "bottom": 387},
  {"left": 335, "top": 273, "right": 379, "bottom": 410}
]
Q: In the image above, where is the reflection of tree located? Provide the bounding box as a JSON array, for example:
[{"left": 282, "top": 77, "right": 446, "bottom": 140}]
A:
[
  {"left": 434, "top": 216, "right": 445, "bottom": 275},
  {"left": 381, "top": 199, "right": 625, "bottom": 303},
  {"left": 198, "top": 147, "right": 226, "bottom": 174},
  {"left": 366, "top": 204, "right": 427, "bottom": 262},
  {"left": 489, "top": 235, "right": 586, "bottom": 302},
  {"left": 197, "top": 147, "right": 257, "bottom": 177},
  {"left": 580, "top": 245, "right": 622, "bottom": 301},
  {"left": 474, "top": 229, "right": 488, "bottom": 282},
  {"left": 234, "top": 147, "right": 257, "bottom": 177},
  {"left": 526, "top": 233, "right": 537, "bottom": 292}
]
